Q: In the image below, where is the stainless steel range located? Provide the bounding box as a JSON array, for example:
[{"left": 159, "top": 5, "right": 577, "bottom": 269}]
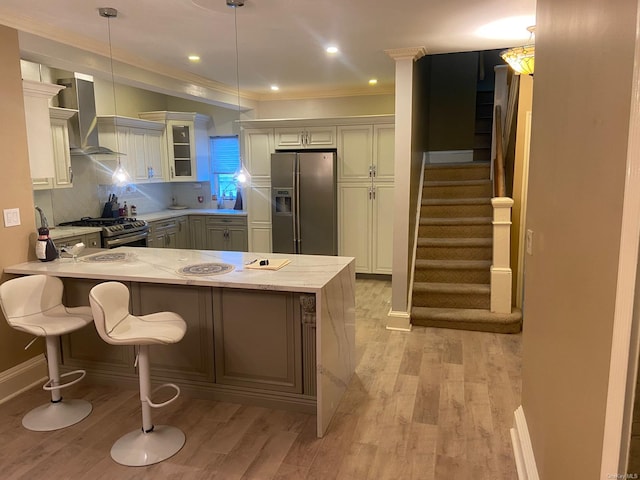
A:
[{"left": 59, "top": 217, "right": 149, "bottom": 249}]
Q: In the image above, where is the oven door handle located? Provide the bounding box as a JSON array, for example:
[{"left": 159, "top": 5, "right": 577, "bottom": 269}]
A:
[{"left": 104, "top": 231, "right": 149, "bottom": 248}]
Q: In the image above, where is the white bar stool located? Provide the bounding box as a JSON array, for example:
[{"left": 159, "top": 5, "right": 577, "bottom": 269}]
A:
[
  {"left": 0, "top": 275, "right": 93, "bottom": 431},
  {"left": 89, "top": 281, "right": 187, "bottom": 467}
]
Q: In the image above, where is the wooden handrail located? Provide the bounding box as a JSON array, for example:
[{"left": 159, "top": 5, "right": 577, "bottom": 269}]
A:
[{"left": 494, "top": 104, "right": 506, "bottom": 197}]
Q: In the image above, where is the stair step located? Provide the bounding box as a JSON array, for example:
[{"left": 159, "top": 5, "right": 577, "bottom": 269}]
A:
[
  {"left": 414, "top": 259, "right": 491, "bottom": 283},
  {"left": 418, "top": 217, "right": 493, "bottom": 238},
  {"left": 423, "top": 179, "right": 493, "bottom": 199},
  {"left": 424, "top": 163, "right": 491, "bottom": 182},
  {"left": 417, "top": 237, "right": 492, "bottom": 260},
  {"left": 422, "top": 197, "right": 491, "bottom": 206},
  {"left": 412, "top": 282, "right": 490, "bottom": 309},
  {"left": 411, "top": 306, "right": 522, "bottom": 334},
  {"left": 421, "top": 197, "right": 493, "bottom": 218}
]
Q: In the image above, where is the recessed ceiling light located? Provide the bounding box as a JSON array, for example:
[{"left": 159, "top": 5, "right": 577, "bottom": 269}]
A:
[
  {"left": 369, "top": 79, "right": 378, "bottom": 85},
  {"left": 188, "top": 55, "right": 201, "bottom": 62},
  {"left": 270, "top": 85, "right": 280, "bottom": 91},
  {"left": 326, "top": 46, "right": 339, "bottom": 54}
]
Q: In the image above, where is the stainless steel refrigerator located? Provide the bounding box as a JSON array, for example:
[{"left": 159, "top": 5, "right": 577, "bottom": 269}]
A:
[{"left": 271, "top": 151, "right": 337, "bottom": 255}]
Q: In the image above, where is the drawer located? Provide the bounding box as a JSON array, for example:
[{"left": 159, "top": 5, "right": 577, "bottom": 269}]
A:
[
  {"left": 55, "top": 236, "right": 84, "bottom": 248},
  {"left": 206, "top": 216, "right": 247, "bottom": 227}
]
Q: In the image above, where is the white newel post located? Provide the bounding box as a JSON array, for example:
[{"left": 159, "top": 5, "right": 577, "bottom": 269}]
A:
[{"left": 491, "top": 197, "right": 514, "bottom": 313}]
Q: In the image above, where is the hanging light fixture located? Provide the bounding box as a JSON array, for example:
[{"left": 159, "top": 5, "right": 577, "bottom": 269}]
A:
[
  {"left": 227, "top": 0, "right": 248, "bottom": 210},
  {"left": 500, "top": 26, "right": 535, "bottom": 76},
  {"left": 99, "top": 7, "right": 131, "bottom": 186}
]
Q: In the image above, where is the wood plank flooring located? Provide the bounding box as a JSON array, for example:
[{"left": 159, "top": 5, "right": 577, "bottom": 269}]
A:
[{"left": 0, "top": 278, "right": 521, "bottom": 479}]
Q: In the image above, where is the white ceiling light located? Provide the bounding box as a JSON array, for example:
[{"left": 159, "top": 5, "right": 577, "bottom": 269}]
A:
[
  {"left": 270, "top": 85, "right": 279, "bottom": 91},
  {"left": 188, "top": 55, "right": 201, "bottom": 62},
  {"left": 368, "top": 79, "right": 378, "bottom": 85},
  {"left": 326, "top": 46, "right": 339, "bottom": 54}
]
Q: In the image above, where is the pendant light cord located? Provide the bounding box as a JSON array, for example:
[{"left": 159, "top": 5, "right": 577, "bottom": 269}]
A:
[
  {"left": 105, "top": 13, "right": 121, "bottom": 166},
  {"left": 233, "top": 6, "right": 241, "bottom": 123}
]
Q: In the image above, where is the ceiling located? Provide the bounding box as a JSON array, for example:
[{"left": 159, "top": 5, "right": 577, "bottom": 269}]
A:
[{"left": 0, "top": 0, "right": 536, "bottom": 104}]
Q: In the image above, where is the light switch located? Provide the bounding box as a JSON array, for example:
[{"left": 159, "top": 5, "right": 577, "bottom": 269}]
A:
[
  {"left": 526, "top": 229, "right": 533, "bottom": 255},
  {"left": 3, "top": 208, "right": 21, "bottom": 227}
]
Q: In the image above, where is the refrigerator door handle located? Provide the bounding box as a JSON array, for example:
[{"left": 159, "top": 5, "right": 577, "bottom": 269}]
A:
[{"left": 295, "top": 158, "right": 301, "bottom": 253}]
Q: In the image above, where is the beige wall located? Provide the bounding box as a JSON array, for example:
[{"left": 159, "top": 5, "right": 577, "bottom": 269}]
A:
[
  {"left": 0, "top": 26, "right": 44, "bottom": 370},
  {"left": 521, "top": 0, "right": 637, "bottom": 477},
  {"left": 256, "top": 94, "right": 394, "bottom": 119}
]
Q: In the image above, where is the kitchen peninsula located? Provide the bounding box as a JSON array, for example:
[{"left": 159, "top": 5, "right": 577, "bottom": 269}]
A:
[{"left": 4, "top": 247, "right": 355, "bottom": 437}]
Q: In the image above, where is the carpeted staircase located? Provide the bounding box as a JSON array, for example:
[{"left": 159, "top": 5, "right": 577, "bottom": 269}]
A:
[{"left": 411, "top": 162, "right": 522, "bottom": 333}]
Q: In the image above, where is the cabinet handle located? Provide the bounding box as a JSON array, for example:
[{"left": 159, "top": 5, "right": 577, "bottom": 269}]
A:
[
  {"left": 372, "top": 188, "right": 376, "bottom": 200},
  {"left": 69, "top": 166, "right": 74, "bottom": 183},
  {"left": 368, "top": 165, "right": 373, "bottom": 177},
  {"left": 369, "top": 187, "right": 372, "bottom": 200},
  {"left": 372, "top": 165, "right": 377, "bottom": 177},
  {"left": 170, "top": 166, "right": 174, "bottom": 178}
]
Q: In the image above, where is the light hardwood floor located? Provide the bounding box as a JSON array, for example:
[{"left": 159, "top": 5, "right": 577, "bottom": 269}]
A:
[{"left": 0, "top": 279, "right": 521, "bottom": 479}]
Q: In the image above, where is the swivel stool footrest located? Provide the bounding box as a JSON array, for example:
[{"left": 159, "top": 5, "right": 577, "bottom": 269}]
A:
[
  {"left": 23, "top": 336, "right": 92, "bottom": 432},
  {"left": 110, "top": 345, "right": 184, "bottom": 466}
]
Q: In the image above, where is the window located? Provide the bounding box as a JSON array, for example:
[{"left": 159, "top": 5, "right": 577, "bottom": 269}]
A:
[{"left": 210, "top": 136, "right": 240, "bottom": 200}]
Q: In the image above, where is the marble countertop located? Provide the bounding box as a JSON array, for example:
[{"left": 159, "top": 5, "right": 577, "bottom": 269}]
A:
[
  {"left": 49, "top": 226, "right": 103, "bottom": 240},
  {"left": 4, "top": 247, "right": 354, "bottom": 294},
  {"left": 137, "top": 209, "right": 247, "bottom": 222}
]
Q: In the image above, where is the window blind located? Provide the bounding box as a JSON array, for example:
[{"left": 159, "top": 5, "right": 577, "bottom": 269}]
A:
[{"left": 211, "top": 136, "right": 240, "bottom": 174}]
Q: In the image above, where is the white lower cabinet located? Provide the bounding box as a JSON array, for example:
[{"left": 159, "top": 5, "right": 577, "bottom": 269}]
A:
[{"left": 338, "top": 182, "right": 393, "bottom": 274}]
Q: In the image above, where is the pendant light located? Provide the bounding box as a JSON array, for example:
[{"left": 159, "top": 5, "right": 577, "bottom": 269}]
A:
[
  {"left": 99, "top": 7, "right": 131, "bottom": 186},
  {"left": 500, "top": 26, "right": 535, "bottom": 76},
  {"left": 227, "top": 0, "right": 248, "bottom": 210}
]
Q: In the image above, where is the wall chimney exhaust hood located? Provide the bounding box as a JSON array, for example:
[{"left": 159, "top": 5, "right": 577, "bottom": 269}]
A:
[{"left": 57, "top": 73, "right": 120, "bottom": 156}]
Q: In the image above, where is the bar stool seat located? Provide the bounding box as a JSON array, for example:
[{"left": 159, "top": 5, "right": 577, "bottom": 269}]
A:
[
  {"left": 0, "top": 275, "right": 93, "bottom": 431},
  {"left": 89, "top": 281, "right": 187, "bottom": 467}
]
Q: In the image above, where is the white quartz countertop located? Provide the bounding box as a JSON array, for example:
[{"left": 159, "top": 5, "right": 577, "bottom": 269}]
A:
[
  {"left": 4, "top": 247, "right": 354, "bottom": 294},
  {"left": 48, "top": 226, "right": 103, "bottom": 240},
  {"left": 137, "top": 209, "right": 247, "bottom": 222}
]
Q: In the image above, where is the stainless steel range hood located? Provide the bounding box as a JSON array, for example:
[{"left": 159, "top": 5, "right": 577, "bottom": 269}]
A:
[{"left": 57, "top": 74, "right": 119, "bottom": 156}]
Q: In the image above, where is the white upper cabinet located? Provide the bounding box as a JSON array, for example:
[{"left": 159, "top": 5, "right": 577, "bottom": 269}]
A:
[
  {"left": 22, "top": 80, "right": 65, "bottom": 182},
  {"left": 274, "top": 126, "right": 336, "bottom": 149},
  {"left": 139, "top": 111, "right": 211, "bottom": 182},
  {"left": 337, "top": 123, "right": 395, "bottom": 182},
  {"left": 96, "top": 116, "right": 166, "bottom": 184}
]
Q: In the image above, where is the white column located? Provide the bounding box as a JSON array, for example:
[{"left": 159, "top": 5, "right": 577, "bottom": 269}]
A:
[
  {"left": 491, "top": 197, "right": 514, "bottom": 313},
  {"left": 384, "top": 46, "right": 426, "bottom": 331}
]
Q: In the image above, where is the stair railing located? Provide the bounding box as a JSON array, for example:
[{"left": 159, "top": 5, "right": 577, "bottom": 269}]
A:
[{"left": 494, "top": 104, "right": 506, "bottom": 197}]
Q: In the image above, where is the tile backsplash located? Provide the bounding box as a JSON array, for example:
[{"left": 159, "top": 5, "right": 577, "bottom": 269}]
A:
[{"left": 33, "top": 155, "right": 217, "bottom": 226}]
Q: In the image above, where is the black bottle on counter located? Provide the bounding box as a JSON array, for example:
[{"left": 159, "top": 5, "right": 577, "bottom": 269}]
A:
[{"left": 35, "top": 227, "right": 58, "bottom": 262}]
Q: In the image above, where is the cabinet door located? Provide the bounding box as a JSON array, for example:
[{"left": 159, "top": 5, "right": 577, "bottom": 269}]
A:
[
  {"left": 167, "top": 120, "right": 196, "bottom": 181},
  {"left": 189, "top": 216, "right": 207, "bottom": 249},
  {"left": 50, "top": 118, "right": 73, "bottom": 188},
  {"left": 207, "top": 226, "right": 227, "bottom": 251},
  {"left": 247, "top": 183, "right": 272, "bottom": 253},
  {"left": 305, "top": 126, "right": 336, "bottom": 148},
  {"left": 338, "top": 183, "right": 372, "bottom": 273},
  {"left": 176, "top": 217, "right": 189, "bottom": 248},
  {"left": 227, "top": 227, "right": 248, "bottom": 252},
  {"left": 60, "top": 278, "right": 135, "bottom": 374},
  {"left": 145, "top": 130, "right": 166, "bottom": 182},
  {"left": 85, "top": 232, "right": 101, "bottom": 248},
  {"left": 213, "top": 288, "right": 302, "bottom": 393},
  {"left": 242, "top": 128, "right": 273, "bottom": 179},
  {"left": 165, "top": 230, "right": 178, "bottom": 248},
  {"left": 127, "top": 128, "right": 146, "bottom": 183},
  {"left": 372, "top": 184, "right": 394, "bottom": 274},
  {"left": 132, "top": 283, "right": 214, "bottom": 382},
  {"left": 55, "top": 235, "right": 84, "bottom": 250},
  {"left": 274, "top": 128, "right": 305, "bottom": 149},
  {"left": 373, "top": 124, "right": 395, "bottom": 181},
  {"left": 337, "top": 125, "right": 373, "bottom": 181}
]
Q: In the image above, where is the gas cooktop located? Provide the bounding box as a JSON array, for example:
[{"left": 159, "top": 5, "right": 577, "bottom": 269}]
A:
[{"left": 59, "top": 216, "right": 139, "bottom": 227}]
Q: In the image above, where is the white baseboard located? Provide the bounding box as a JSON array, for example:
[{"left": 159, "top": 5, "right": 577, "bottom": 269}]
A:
[
  {"left": 386, "top": 309, "right": 412, "bottom": 331},
  {"left": 425, "top": 150, "right": 474, "bottom": 164},
  {"left": 511, "top": 405, "right": 540, "bottom": 480},
  {"left": 0, "top": 354, "right": 47, "bottom": 405}
]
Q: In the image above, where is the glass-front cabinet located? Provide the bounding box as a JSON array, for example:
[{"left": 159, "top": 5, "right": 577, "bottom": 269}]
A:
[{"left": 138, "top": 111, "right": 211, "bottom": 182}]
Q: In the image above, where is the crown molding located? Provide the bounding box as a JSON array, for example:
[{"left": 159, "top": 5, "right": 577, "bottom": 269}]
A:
[
  {"left": 384, "top": 46, "right": 427, "bottom": 61},
  {"left": 256, "top": 85, "right": 395, "bottom": 102}
]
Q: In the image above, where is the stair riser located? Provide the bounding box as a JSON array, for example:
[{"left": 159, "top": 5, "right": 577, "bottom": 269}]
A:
[
  {"left": 417, "top": 245, "right": 492, "bottom": 261},
  {"left": 414, "top": 268, "right": 490, "bottom": 284},
  {"left": 425, "top": 166, "right": 490, "bottom": 182},
  {"left": 423, "top": 183, "right": 493, "bottom": 198},
  {"left": 418, "top": 224, "right": 493, "bottom": 238},
  {"left": 410, "top": 315, "right": 522, "bottom": 334},
  {"left": 421, "top": 204, "right": 493, "bottom": 218},
  {"left": 412, "top": 292, "right": 490, "bottom": 309}
]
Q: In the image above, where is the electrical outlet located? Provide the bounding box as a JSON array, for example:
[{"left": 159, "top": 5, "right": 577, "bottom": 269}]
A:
[
  {"left": 3, "top": 208, "right": 21, "bottom": 227},
  {"left": 526, "top": 229, "right": 533, "bottom": 255}
]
